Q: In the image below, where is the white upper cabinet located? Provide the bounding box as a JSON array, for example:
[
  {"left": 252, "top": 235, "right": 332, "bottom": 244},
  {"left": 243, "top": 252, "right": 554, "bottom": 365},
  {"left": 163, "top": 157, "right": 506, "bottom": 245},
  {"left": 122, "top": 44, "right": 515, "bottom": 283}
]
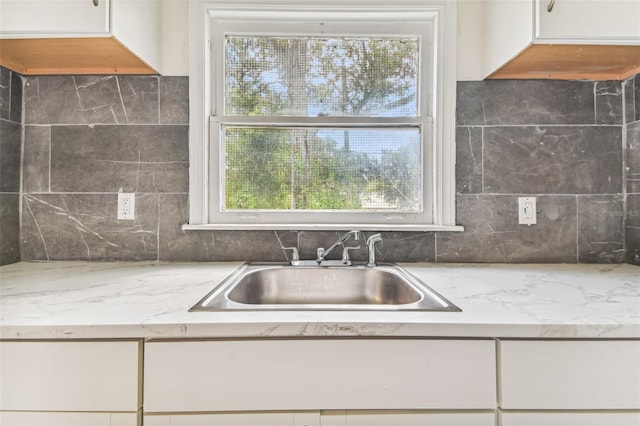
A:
[
  {"left": 535, "top": 0, "right": 640, "bottom": 41},
  {"left": 0, "top": 0, "right": 161, "bottom": 74},
  {"left": 463, "top": 0, "right": 640, "bottom": 80},
  {"left": 0, "top": 0, "right": 110, "bottom": 35}
]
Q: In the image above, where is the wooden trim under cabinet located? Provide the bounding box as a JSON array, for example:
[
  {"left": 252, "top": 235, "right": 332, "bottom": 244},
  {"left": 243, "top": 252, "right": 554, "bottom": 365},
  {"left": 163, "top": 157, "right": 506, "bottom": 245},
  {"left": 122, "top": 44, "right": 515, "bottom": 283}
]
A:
[
  {"left": 488, "top": 44, "right": 640, "bottom": 81},
  {"left": 0, "top": 37, "right": 157, "bottom": 75}
]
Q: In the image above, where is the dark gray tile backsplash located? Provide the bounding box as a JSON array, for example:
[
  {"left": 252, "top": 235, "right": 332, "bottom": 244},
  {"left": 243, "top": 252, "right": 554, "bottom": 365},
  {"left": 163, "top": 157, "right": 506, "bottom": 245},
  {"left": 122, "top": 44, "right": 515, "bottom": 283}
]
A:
[
  {"left": 1, "top": 67, "right": 636, "bottom": 265},
  {"left": 627, "top": 76, "right": 640, "bottom": 264},
  {"left": 0, "top": 67, "right": 22, "bottom": 265},
  {"left": 50, "top": 125, "right": 188, "bottom": 193},
  {"left": 483, "top": 126, "right": 622, "bottom": 194}
]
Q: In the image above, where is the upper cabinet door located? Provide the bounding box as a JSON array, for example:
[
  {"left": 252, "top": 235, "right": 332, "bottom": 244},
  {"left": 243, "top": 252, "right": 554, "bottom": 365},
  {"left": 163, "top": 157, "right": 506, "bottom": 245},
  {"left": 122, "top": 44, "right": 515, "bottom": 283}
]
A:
[
  {"left": 0, "top": 0, "right": 110, "bottom": 36},
  {"left": 536, "top": 0, "right": 640, "bottom": 41}
]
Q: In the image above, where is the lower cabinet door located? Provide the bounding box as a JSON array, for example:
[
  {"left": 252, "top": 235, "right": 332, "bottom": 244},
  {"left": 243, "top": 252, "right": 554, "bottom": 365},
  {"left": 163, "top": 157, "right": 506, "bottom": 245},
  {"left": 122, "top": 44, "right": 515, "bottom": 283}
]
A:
[
  {"left": 500, "top": 411, "right": 640, "bottom": 426},
  {"left": 144, "top": 412, "right": 319, "bottom": 426},
  {"left": 322, "top": 411, "right": 496, "bottom": 426},
  {"left": 145, "top": 411, "right": 495, "bottom": 426},
  {"left": 0, "top": 411, "right": 138, "bottom": 426},
  {"left": 499, "top": 340, "right": 640, "bottom": 409}
]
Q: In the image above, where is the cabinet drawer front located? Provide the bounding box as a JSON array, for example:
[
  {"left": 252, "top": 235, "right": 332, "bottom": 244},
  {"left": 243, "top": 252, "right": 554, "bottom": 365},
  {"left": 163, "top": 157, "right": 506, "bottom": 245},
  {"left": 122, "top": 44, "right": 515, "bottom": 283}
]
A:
[
  {"left": 339, "top": 411, "right": 495, "bottom": 426},
  {"left": 145, "top": 339, "right": 496, "bottom": 412},
  {"left": 0, "top": 341, "right": 140, "bottom": 412},
  {"left": 500, "top": 340, "right": 640, "bottom": 409},
  {"left": 501, "top": 411, "right": 640, "bottom": 426},
  {"left": 0, "top": 411, "right": 138, "bottom": 426}
]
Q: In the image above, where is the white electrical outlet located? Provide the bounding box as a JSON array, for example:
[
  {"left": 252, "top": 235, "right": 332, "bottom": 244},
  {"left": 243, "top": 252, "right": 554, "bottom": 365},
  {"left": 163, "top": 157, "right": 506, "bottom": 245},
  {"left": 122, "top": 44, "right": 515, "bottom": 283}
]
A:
[
  {"left": 117, "top": 193, "right": 135, "bottom": 220},
  {"left": 518, "top": 197, "right": 536, "bottom": 225}
]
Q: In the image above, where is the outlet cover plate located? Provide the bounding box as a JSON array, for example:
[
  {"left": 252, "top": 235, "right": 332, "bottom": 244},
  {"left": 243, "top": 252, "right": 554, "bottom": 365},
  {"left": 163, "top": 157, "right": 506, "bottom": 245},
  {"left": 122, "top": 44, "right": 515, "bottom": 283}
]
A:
[
  {"left": 518, "top": 197, "right": 536, "bottom": 225},
  {"left": 117, "top": 193, "right": 135, "bottom": 220}
]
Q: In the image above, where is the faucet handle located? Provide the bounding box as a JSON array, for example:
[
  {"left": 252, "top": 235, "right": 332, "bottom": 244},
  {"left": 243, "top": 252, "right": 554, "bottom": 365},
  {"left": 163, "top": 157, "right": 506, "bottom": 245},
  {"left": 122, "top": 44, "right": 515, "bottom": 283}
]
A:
[
  {"left": 282, "top": 246, "right": 299, "bottom": 261},
  {"left": 342, "top": 246, "right": 361, "bottom": 262}
]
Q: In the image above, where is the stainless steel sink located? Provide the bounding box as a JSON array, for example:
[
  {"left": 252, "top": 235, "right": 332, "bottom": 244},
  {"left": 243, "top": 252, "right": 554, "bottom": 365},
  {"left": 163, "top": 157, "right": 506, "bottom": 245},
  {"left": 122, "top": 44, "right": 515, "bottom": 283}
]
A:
[{"left": 190, "top": 263, "right": 461, "bottom": 312}]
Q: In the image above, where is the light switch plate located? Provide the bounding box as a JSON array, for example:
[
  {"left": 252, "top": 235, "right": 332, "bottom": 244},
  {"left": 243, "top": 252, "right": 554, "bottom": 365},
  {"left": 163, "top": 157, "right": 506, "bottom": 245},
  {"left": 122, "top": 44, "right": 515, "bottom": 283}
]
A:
[{"left": 518, "top": 197, "right": 536, "bottom": 225}]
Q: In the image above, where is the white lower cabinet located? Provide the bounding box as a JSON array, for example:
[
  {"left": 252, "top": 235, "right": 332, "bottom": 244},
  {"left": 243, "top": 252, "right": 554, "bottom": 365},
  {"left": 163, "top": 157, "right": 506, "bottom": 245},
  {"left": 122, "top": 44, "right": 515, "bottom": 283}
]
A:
[
  {"left": 0, "top": 340, "right": 142, "bottom": 426},
  {"left": 323, "top": 411, "right": 495, "bottom": 426},
  {"left": 145, "top": 412, "right": 319, "bottom": 426},
  {"left": 144, "top": 339, "right": 496, "bottom": 412},
  {"left": 500, "top": 411, "right": 640, "bottom": 426},
  {"left": 499, "top": 340, "right": 640, "bottom": 409},
  {"left": 144, "top": 411, "right": 495, "bottom": 426},
  {"left": 0, "top": 411, "right": 138, "bottom": 426}
]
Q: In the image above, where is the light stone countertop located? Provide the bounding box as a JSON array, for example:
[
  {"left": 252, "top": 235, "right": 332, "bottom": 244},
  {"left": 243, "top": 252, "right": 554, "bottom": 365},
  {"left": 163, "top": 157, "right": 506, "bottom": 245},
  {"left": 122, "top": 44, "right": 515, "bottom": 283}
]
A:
[{"left": 1, "top": 261, "right": 639, "bottom": 340}]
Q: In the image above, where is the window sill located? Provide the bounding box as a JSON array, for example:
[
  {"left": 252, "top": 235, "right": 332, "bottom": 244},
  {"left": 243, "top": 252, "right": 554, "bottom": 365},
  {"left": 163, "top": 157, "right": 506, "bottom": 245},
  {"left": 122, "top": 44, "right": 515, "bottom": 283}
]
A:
[{"left": 182, "top": 224, "right": 464, "bottom": 232}]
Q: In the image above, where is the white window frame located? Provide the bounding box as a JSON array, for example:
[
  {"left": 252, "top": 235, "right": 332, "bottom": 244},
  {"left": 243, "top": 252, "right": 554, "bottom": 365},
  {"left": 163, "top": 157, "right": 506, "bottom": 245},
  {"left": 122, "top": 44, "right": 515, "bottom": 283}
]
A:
[{"left": 185, "top": 0, "right": 462, "bottom": 232}]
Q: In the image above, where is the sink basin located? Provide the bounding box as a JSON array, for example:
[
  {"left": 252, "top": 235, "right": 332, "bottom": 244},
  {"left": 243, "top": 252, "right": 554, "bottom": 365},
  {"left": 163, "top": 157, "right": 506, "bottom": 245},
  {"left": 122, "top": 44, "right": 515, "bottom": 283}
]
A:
[{"left": 190, "top": 263, "right": 461, "bottom": 312}]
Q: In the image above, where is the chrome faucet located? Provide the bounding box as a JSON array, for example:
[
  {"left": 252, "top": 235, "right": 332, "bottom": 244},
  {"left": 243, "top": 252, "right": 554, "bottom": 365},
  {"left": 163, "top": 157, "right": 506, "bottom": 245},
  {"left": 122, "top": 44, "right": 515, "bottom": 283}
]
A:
[
  {"left": 316, "top": 230, "right": 363, "bottom": 264},
  {"left": 366, "top": 233, "right": 383, "bottom": 267}
]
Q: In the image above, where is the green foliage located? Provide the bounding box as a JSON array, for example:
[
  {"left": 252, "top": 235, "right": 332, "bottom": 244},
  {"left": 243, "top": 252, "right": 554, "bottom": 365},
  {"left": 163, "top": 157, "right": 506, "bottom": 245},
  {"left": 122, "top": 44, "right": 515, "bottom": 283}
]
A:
[{"left": 223, "top": 35, "right": 420, "bottom": 211}]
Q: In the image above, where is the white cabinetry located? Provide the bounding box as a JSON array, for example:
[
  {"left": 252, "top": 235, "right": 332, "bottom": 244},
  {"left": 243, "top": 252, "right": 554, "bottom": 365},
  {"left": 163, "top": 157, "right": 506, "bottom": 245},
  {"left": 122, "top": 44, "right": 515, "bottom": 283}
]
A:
[
  {"left": 0, "top": 0, "right": 109, "bottom": 35},
  {"left": 144, "top": 339, "right": 496, "bottom": 413},
  {"left": 0, "top": 341, "right": 141, "bottom": 426},
  {"left": 145, "top": 412, "right": 320, "bottom": 426},
  {"left": 535, "top": 0, "right": 640, "bottom": 41},
  {"left": 499, "top": 340, "right": 640, "bottom": 426},
  {"left": 499, "top": 340, "right": 640, "bottom": 409},
  {"left": 475, "top": 0, "right": 640, "bottom": 80},
  {"left": 323, "top": 411, "right": 495, "bottom": 426},
  {"left": 145, "top": 411, "right": 495, "bottom": 426},
  {"left": 0, "top": 0, "right": 161, "bottom": 74},
  {"left": 501, "top": 411, "right": 640, "bottom": 426}
]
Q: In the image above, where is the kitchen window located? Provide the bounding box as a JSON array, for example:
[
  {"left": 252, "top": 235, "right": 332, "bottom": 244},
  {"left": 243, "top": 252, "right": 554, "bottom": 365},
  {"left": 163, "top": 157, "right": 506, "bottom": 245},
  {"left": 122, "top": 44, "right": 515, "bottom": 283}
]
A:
[{"left": 186, "top": 0, "right": 460, "bottom": 231}]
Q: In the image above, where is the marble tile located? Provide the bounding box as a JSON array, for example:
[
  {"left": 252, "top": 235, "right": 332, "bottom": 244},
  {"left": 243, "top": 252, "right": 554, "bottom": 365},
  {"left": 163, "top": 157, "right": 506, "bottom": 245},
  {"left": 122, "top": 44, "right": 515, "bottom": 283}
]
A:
[
  {"left": 635, "top": 74, "right": 640, "bottom": 123},
  {"left": 10, "top": 71, "right": 22, "bottom": 124},
  {"left": 0, "top": 67, "right": 10, "bottom": 120},
  {"left": 118, "top": 76, "right": 159, "bottom": 124},
  {"left": 160, "top": 77, "right": 189, "bottom": 125},
  {"left": 212, "top": 230, "right": 288, "bottom": 262},
  {"left": 50, "top": 125, "right": 189, "bottom": 193},
  {"left": 21, "top": 193, "right": 158, "bottom": 261},
  {"left": 627, "top": 121, "right": 640, "bottom": 194},
  {"left": 595, "top": 81, "right": 623, "bottom": 125},
  {"left": 23, "top": 126, "right": 50, "bottom": 193},
  {"left": 577, "top": 195, "right": 624, "bottom": 263},
  {"left": 484, "top": 126, "right": 622, "bottom": 194},
  {"left": 0, "top": 193, "right": 20, "bottom": 265},
  {"left": 456, "top": 126, "right": 482, "bottom": 194},
  {"left": 157, "top": 193, "right": 215, "bottom": 261},
  {"left": 0, "top": 120, "right": 22, "bottom": 193},
  {"left": 457, "top": 80, "right": 595, "bottom": 126},
  {"left": 626, "top": 194, "right": 640, "bottom": 265},
  {"left": 24, "top": 75, "right": 159, "bottom": 125},
  {"left": 24, "top": 76, "right": 102, "bottom": 125},
  {"left": 374, "top": 231, "right": 436, "bottom": 262},
  {"left": 437, "top": 195, "right": 577, "bottom": 263},
  {"left": 623, "top": 76, "right": 636, "bottom": 125}
]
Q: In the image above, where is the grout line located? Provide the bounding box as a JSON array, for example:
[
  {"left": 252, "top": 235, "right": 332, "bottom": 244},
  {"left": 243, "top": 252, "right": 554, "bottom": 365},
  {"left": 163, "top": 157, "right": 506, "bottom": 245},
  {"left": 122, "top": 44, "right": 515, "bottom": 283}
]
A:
[
  {"left": 47, "top": 126, "right": 51, "bottom": 194},
  {"left": 576, "top": 195, "right": 580, "bottom": 263},
  {"left": 157, "top": 75, "right": 162, "bottom": 125},
  {"left": 156, "top": 194, "right": 160, "bottom": 262},
  {"left": 481, "top": 126, "right": 485, "bottom": 193},
  {"left": 592, "top": 81, "right": 598, "bottom": 126}
]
